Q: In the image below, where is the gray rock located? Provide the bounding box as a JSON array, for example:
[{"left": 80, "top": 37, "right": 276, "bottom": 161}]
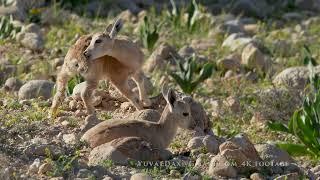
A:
[
  {"left": 179, "top": 46, "right": 195, "bottom": 58},
  {"left": 144, "top": 43, "right": 179, "bottom": 72},
  {"left": 241, "top": 42, "right": 271, "bottom": 74},
  {"left": 273, "top": 66, "right": 309, "bottom": 89},
  {"left": 217, "top": 54, "right": 241, "bottom": 71},
  {"left": 203, "top": 135, "right": 219, "bottom": 154},
  {"left": 207, "top": 154, "right": 237, "bottom": 178},
  {"left": 130, "top": 173, "right": 152, "bottom": 180},
  {"left": 222, "top": 33, "right": 253, "bottom": 51},
  {"left": 18, "top": 80, "right": 54, "bottom": 100},
  {"left": 226, "top": 134, "right": 261, "bottom": 162},
  {"left": 187, "top": 136, "right": 204, "bottom": 150},
  {"left": 88, "top": 143, "right": 129, "bottom": 166},
  {"left": 219, "top": 20, "right": 245, "bottom": 34},
  {"left": 24, "top": 143, "right": 63, "bottom": 158},
  {"left": 0, "top": 65, "right": 17, "bottom": 84},
  {"left": 282, "top": 12, "right": 304, "bottom": 22},
  {"left": 255, "top": 144, "right": 294, "bottom": 164},
  {"left": 81, "top": 115, "right": 101, "bottom": 133},
  {"left": 131, "top": 109, "right": 160, "bottom": 122},
  {"left": 17, "top": 32, "right": 44, "bottom": 51},
  {"left": 3, "top": 77, "right": 22, "bottom": 91},
  {"left": 77, "top": 169, "right": 94, "bottom": 178}
]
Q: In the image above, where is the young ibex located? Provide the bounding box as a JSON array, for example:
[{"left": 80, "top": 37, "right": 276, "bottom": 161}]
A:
[
  {"left": 81, "top": 87, "right": 194, "bottom": 149},
  {"left": 51, "top": 33, "right": 151, "bottom": 116},
  {"left": 83, "top": 18, "right": 142, "bottom": 71}
]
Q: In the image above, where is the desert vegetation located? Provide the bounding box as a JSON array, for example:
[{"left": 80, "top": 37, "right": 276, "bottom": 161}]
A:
[{"left": 0, "top": 0, "right": 320, "bottom": 179}]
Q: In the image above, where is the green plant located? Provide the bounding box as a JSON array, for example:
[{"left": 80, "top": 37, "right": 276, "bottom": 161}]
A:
[
  {"left": 139, "top": 16, "right": 159, "bottom": 52},
  {"left": 167, "top": 0, "right": 200, "bottom": 32},
  {"left": 170, "top": 55, "right": 214, "bottom": 94},
  {"left": 186, "top": 0, "right": 200, "bottom": 31},
  {"left": 101, "top": 159, "right": 114, "bottom": 169},
  {"left": 267, "top": 46, "right": 320, "bottom": 159},
  {"left": 67, "top": 75, "right": 84, "bottom": 95},
  {"left": 45, "top": 149, "right": 80, "bottom": 177},
  {"left": 0, "top": 15, "right": 21, "bottom": 40}
]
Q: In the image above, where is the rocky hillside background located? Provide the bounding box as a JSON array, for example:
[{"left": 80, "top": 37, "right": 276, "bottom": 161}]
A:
[{"left": 0, "top": 0, "right": 320, "bottom": 179}]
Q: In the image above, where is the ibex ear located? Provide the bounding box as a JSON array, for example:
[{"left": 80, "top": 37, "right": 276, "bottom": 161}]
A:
[
  {"left": 104, "top": 24, "right": 113, "bottom": 35},
  {"left": 109, "top": 18, "right": 123, "bottom": 39},
  {"left": 162, "top": 86, "right": 176, "bottom": 112}
]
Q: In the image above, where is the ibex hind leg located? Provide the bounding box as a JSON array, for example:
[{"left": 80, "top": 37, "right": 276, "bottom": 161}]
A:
[
  {"left": 132, "top": 71, "right": 152, "bottom": 107},
  {"left": 112, "top": 79, "right": 143, "bottom": 111}
]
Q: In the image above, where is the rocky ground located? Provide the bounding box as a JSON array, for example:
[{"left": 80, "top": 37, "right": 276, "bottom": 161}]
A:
[{"left": 1, "top": 0, "right": 320, "bottom": 179}]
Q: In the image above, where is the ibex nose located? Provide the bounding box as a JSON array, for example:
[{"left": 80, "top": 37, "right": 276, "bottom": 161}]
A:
[{"left": 83, "top": 51, "right": 90, "bottom": 59}]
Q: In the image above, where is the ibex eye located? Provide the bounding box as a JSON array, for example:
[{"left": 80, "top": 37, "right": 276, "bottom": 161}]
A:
[
  {"left": 183, "top": 112, "right": 189, "bottom": 117},
  {"left": 95, "top": 39, "right": 102, "bottom": 44},
  {"left": 75, "top": 64, "right": 79, "bottom": 67}
]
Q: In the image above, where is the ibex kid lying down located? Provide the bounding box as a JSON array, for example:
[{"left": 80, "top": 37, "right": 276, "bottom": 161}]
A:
[{"left": 82, "top": 87, "right": 195, "bottom": 149}]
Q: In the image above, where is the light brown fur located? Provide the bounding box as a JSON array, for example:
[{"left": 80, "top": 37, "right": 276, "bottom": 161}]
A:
[
  {"left": 51, "top": 35, "right": 151, "bottom": 116},
  {"left": 81, "top": 88, "right": 193, "bottom": 149}
]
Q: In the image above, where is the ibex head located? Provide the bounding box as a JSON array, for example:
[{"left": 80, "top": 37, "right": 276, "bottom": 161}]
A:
[
  {"left": 64, "top": 35, "right": 92, "bottom": 75},
  {"left": 162, "top": 86, "right": 193, "bottom": 129},
  {"left": 83, "top": 18, "right": 123, "bottom": 61}
]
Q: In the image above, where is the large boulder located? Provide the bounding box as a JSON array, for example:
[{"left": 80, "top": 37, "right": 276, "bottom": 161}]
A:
[
  {"left": 272, "top": 66, "right": 309, "bottom": 89},
  {"left": 144, "top": 43, "right": 179, "bottom": 72},
  {"left": 3, "top": 77, "right": 22, "bottom": 91},
  {"left": 16, "top": 32, "right": 44, "bottom": 51},
  {"left": 207, "top": 154, "right": 237, "bottom": 178},
  {"left": 222, "top": 33, "right": 253, "bottom": 51},
  {"left": 241, "top": 42, "right": 272, "bottom": 74},
  {"left": 219, "top": 134, "right": 261, "bottom": 172},
  {"left": 218, "top": 19, "right": 245, "bottom": 34},
  {"left": 255, "top": 143, "right": 294, "bottom": 164},
  {"left": 18, "top": 80, "right": 54, "bottom": 100},
  {"left": 88, "top": 137, "right": 172, "bottom": 166}
]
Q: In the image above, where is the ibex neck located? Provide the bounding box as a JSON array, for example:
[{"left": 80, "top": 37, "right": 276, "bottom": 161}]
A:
[{"left": 157, "top": 105, "right": 180, "bottom": 148}]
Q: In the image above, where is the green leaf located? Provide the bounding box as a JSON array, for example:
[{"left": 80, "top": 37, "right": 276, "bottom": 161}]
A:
[
  {"left": 276, "top": 143, "right": 310, "bottom": 157},
  {"left": 198, "top": 63, "right": 214, "bottom": 81},
  {"left": 267, "top": 121, "right": 290, "bottom": 133}
]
